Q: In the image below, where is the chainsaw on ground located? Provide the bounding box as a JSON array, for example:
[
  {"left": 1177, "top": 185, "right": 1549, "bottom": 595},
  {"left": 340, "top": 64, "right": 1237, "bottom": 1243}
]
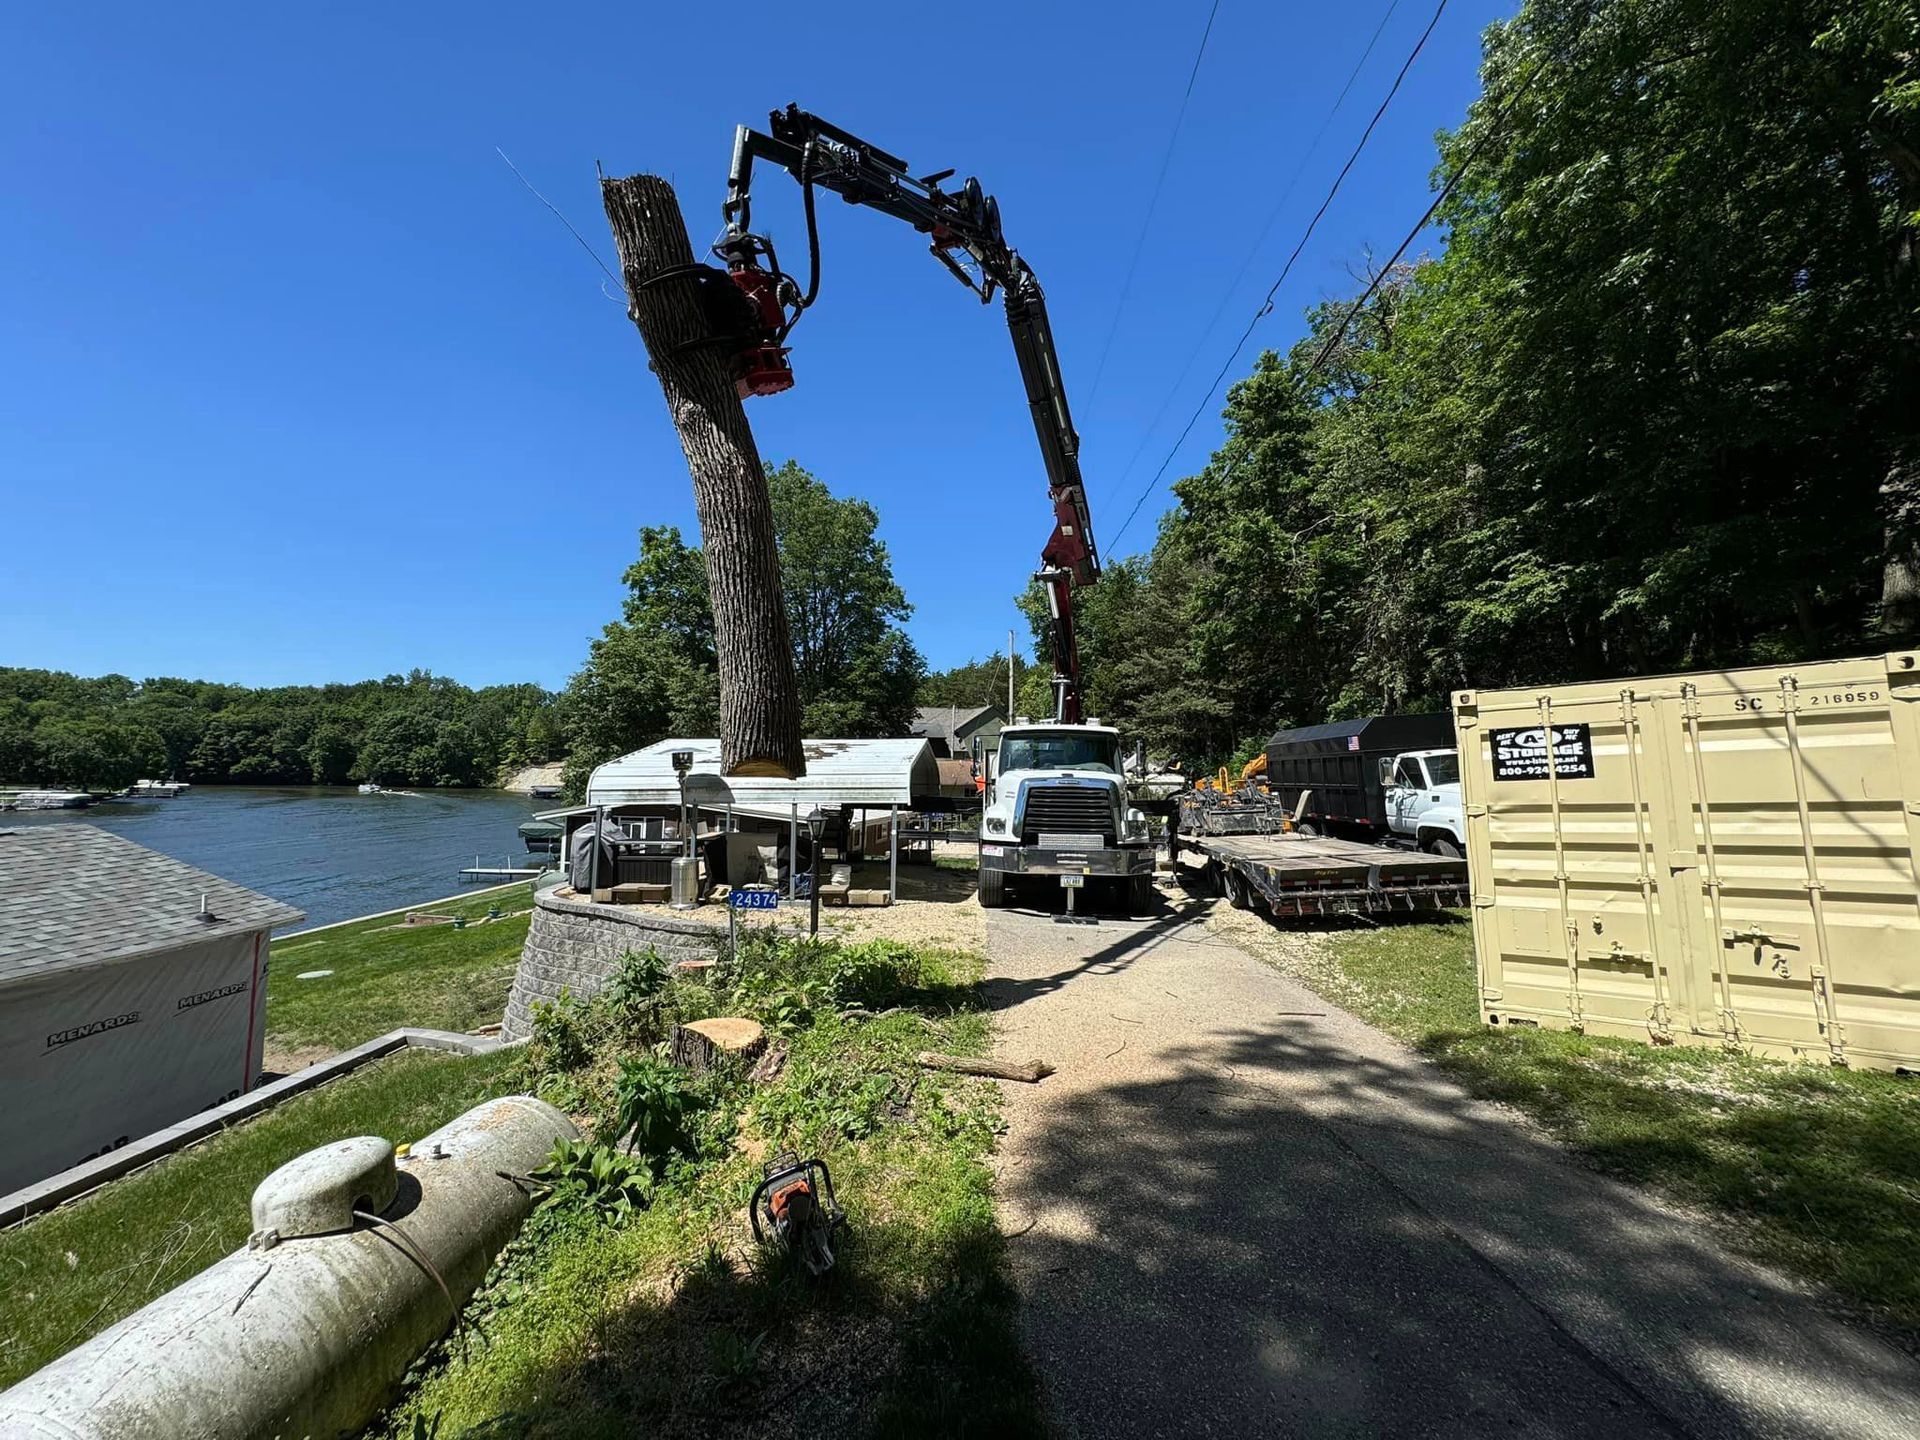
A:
[{"left": 749, "top": 1151, "right": 844, "bottom": 1274}]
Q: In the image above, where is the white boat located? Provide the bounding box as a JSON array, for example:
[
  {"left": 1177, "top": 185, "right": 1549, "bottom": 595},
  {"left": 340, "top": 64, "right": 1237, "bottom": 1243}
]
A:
[
  {"left": 132, "top": 779, "right": 187, "bottom": 798},
  {"left": 357, "top": 782, "right": 384, "bottom": 794},
  {"left": 13, "top": 790, "right": 95, "bottom": 810}
]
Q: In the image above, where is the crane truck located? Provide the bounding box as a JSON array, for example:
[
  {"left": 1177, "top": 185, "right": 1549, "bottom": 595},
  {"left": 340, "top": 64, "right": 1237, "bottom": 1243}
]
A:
[{"left": 709, "top": 105, "right": 1156, "bottom": 913}]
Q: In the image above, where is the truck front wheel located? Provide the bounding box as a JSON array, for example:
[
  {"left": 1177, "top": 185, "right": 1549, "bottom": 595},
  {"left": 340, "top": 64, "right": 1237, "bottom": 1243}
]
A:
[
  {"left": 978, "top": 866, "right": 1007, "bottom": 908},
  {"left": 1425, "top": 835, "right": 1463, "bottom": 859},
  {"left": 1128, "top": 872, "right": 1154, "bottom": 914}
]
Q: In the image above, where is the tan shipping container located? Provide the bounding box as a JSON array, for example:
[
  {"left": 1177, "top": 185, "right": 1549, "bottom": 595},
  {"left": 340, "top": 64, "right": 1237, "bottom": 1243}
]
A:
[{"left": 1454, "top": 651, "right": 1920, "bottom": 1071}]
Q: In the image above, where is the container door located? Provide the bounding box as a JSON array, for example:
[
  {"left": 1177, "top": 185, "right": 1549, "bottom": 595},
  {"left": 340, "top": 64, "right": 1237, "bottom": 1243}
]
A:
[
  {"left": 1681, "top": 657, "right": 1920, "bottom": 1067},
  {"left": 1457, "top": 688, "right": 1692, "bottom": 1041}
]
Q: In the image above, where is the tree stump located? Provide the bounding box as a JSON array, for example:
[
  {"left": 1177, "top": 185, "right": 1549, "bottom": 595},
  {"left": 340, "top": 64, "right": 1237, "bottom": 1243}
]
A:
[
  {"left": 600, "top": 173, "right": 805, "bottom": 779},
  {"left": 670, "top": 1017, "right": 768, "bottom": 1074}
]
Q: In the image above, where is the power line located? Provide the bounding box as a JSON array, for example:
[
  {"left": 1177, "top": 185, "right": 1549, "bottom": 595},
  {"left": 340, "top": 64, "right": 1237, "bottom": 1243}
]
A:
[
  {"left": 1105, "top": 0, "right": 1451, "bottom": 553},
  {"left": 1099, "top": 0, "right": 1403, "bottom": 512},
  {"left": 1300, "top": 33, "right": 1563, "bottom": 380},
  {"left": 1082, "top": 0, "right": 1227, "bottom": 409},
  {"left": 496, "top": 147, "right": 622, "bottom": 288}
]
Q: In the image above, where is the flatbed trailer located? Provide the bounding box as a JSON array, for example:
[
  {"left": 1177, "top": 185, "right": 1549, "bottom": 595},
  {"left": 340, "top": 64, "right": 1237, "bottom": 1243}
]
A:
[{"left": 1176, "top": 831, "right": 1467, "bottom": 918}]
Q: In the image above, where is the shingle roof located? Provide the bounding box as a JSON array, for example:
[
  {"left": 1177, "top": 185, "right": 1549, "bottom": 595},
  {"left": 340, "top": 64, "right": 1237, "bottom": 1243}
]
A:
[
  {"left": 911, "top": 705, "right": 1002, "bottom": 744},
  {"left": 0, "top": 825, "right": 305, "bottom": 985}
]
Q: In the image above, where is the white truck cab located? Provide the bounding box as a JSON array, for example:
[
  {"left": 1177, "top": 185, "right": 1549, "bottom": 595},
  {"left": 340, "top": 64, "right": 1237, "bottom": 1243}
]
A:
[
  {"left": 1381, "top": 748, "right": 1465, "bottom": 857},
  {"left": 976, "top": 720, "right": 1156, "bottom": 912}
]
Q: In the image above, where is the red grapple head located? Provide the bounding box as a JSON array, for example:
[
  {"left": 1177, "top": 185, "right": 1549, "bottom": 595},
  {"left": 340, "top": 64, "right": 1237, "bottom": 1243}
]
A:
[{"left": 729, "top": 265, "right": 794, "bottom": 398}]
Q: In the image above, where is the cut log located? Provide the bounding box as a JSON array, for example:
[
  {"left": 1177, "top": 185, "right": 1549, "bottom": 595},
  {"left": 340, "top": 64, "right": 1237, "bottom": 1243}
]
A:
[
  {"left": 671, "top": 1017, "right": 768, "bottom": 1073},
  {"left": 917, "top": 1051, "right": 1054, "bottom": 1084},
  {"left": 600, "top": 173, "right": 804, "bottom": 779}
]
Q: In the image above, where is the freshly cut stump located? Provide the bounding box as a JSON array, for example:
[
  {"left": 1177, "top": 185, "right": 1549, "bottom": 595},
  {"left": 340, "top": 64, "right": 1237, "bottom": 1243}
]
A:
[{"left": 671, "top": 1017, "right": 767, "bottom": 1074}]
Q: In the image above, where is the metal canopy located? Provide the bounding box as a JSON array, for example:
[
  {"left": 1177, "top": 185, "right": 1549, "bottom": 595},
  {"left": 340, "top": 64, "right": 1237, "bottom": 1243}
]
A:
[{"left": 583, "top": 737, "right": 939, "bottom": 812}]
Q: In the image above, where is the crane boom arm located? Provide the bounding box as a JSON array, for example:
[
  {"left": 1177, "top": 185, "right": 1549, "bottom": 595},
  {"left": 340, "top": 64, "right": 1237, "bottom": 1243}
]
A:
[{"left": 719, "top": 105, "right": 1098, "bottom": 721}]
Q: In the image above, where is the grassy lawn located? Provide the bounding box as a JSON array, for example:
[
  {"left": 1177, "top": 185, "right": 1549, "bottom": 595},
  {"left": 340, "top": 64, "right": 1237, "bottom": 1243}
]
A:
[
  {"left": 378, "top": 934, "right": 1040, "bottom": 1439},
  {"left": 0, "top": 1047, "right": 519, "bottom": 1388},
  {"left": 266, "top": 881, "right": 534, "bottom": 1056},
  {"left": 1252, "top": 915, "right": 1920, "bottom": 1334}
]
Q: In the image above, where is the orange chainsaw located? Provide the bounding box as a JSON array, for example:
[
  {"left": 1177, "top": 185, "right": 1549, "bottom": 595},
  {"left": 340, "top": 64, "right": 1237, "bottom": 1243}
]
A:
[{"left": 750, "top": 1151, "right": 844, "bottom": 1275}]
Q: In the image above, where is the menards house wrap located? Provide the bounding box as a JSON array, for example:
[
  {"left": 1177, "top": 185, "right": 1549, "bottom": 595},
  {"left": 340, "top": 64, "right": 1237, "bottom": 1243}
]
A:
[
  {"left": 0, "top": 826, "right": 302, "bottom": 1196},
  {"left": 1453, "top": 651, "right": 1920, "bottom": 1073}
]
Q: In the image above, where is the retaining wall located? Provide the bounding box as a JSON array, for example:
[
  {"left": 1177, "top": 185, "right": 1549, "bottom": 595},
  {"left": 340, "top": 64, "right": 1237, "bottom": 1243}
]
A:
[{"left": 501, "top": 891, "right": 722, "bottom": 1040}]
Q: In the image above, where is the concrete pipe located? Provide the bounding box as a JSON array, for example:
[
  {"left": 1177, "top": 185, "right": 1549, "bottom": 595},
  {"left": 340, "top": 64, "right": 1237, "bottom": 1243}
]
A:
[{"left": 0, "top": 1094, "right": 577, "bottom": 1440}]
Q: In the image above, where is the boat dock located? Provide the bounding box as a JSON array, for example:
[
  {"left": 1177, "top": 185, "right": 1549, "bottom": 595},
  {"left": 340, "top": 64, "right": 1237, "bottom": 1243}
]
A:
[{"left": 459, "top": 855, "right": 549, "bottom": 883}]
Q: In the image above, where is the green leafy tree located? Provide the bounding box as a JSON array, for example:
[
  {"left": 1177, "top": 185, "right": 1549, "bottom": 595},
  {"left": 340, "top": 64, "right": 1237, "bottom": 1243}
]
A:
[
  {"left": 1062, "top": 0, "right": 1920, "bottom": 757},
  {"left": 559, "top": 464, "right": 924, "bottom": 798}
]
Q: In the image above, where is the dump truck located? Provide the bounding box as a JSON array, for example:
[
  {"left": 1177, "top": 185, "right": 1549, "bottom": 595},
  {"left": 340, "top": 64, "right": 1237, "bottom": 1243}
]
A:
[{"left": 1264, "top": 715, "right": 1464, "bottom": 854}]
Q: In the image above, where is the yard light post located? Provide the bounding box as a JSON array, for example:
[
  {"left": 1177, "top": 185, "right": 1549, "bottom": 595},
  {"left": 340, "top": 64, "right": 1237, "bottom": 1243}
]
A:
[
  {"left": 806, "top": 806, "right": 826, "bottom": 936},
  {"left": 671, "top": 750, "right": 697, "bottom": 910}
]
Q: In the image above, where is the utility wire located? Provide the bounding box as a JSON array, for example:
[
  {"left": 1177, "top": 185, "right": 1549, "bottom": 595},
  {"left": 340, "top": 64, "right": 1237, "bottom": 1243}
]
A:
[
  {"left": 1082, "top": 0, "right": 1227, "bottom": 409},
  {"left": 496, "top": 147, "right": 622, "bottom": 288},
  {"left": 1106, "top": 0, "right": 1451, "bottom": 552},
  {"left": 1099, "top": 0, "right": 1403, "bottom": 512},
  {"left": 1301, "top": 26, "right": 1564, "bottom": 380}
]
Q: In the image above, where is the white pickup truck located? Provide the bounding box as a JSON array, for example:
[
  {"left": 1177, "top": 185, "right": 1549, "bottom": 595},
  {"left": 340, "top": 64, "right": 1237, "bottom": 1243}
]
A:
[{"left": 1380, "top": 749, "right": 1465, "bottom": 857}]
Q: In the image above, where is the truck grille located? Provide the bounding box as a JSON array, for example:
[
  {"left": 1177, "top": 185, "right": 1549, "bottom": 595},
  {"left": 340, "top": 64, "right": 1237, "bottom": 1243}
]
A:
[{"left": 1020, "top": 784, "right": 1115, "bottom": 845}]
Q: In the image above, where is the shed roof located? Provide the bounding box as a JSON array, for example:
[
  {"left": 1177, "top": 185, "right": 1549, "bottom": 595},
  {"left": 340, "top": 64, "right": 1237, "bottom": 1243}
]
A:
[
  {"left": 0, "top": 825, "right": 306, "bottom": 986},
  {"left": 585, "top": 738, "right": 940, "bottom": 812},
  {"left": 910, "top": 705, "right": 1003, "bottom": 744}
]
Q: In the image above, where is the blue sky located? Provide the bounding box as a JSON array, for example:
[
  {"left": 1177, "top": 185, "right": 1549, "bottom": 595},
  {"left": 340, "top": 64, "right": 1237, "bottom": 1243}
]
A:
[{"left": 1, "top": 1, "right": 1512, "bottom": 691}]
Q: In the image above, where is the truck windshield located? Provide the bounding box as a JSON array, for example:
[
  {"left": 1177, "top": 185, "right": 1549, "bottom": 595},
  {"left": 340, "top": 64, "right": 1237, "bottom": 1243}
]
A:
[
  {"left": 998, "top": 733, "right": 1120, "bottom": 774},
  {"left": 1424, "top": 753, "right": 1460, "bottom": 786}
]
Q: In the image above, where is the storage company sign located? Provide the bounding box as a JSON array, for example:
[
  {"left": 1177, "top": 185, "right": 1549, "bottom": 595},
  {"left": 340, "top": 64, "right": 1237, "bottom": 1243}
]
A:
[{"left": 1489, "top": 724, "right": 1596, "bottom": 781}]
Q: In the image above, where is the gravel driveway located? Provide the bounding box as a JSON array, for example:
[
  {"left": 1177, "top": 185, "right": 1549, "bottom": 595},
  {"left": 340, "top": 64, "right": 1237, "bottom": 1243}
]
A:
[{"left": 985, "top": 880, "right": 1920, "bottom": 1438}]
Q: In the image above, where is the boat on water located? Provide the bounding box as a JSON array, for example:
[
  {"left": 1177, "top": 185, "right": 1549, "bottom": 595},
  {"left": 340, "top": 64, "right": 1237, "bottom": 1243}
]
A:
[
  {"left": 131, "top": 779, "right": 188, "bottom": 798},
  {"left": 528, "top": 783, "right": 563, "bottom": 800},
  {"left": 358, "top": 782, "right": 385, "bottom": 794},
  {"left": 518, "top": 819, "right": 564, "bottom": 855},
  {"left": 11, "top": 790, "right": 96, "bottom": 811}
]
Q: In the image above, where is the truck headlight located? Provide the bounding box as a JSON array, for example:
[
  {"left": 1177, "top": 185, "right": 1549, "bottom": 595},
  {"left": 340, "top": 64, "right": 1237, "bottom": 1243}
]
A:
[
  {"left": 1124, "top": 809, "right": 1149, "bottom": 843},
  {"left": 984, "top": 816, "right": 1008, "bottom": 836}
]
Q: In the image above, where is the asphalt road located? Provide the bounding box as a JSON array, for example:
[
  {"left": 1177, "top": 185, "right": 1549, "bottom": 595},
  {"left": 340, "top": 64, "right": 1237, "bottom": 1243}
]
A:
[{"left": 985, "top": 883, "right": 1920, "bottom": 1439}]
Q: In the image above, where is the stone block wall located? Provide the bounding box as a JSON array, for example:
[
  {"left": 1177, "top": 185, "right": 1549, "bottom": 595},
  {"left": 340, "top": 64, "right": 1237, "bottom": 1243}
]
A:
[{"left": 501, "top": 891, "right": 723, "bottom": 1040}]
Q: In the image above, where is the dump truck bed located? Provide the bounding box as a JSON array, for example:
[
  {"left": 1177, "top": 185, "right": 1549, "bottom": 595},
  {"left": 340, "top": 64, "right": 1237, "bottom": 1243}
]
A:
[{"left": 1185, "top": 832, "right": 1467, "bottom": 917}]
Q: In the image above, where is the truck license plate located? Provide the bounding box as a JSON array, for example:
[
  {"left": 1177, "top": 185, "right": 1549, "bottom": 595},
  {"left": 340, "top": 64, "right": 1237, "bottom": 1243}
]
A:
[{"left": 1059, "top": 874, "right": 1085, "bottom": 889}]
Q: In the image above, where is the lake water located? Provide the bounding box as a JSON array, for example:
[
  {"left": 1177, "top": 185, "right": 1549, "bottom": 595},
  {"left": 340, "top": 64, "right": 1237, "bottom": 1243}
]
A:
[{"left": 5, "top": 787, "right": 548, "bottom": 930}]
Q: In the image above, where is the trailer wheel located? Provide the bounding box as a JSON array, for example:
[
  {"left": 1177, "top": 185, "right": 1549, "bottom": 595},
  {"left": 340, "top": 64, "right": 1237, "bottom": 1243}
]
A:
[
  {"left": 1294, "top": 822, "right": 1319, "bottom": 838},
  {"left": 978, "top": 867, "right": 1007, "bottom": 908},
  {"left": 1224, "top": 868, "right": 1251, "bottom": 910}
]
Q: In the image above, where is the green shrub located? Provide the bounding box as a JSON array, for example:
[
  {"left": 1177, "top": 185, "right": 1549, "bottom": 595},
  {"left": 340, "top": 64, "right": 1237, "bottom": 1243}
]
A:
[
  {"left": 526, "top": 990, "right": 595, "bottom": 1073},
  {"left": 532, "top": 1138, "right": 655, "bottom": 1222},
  {"left": 608, "top": 1051, "right": 699, "bottom": 1170},
  {"left": 602, "top": 948, "right": 671, "bottom": 1032}
]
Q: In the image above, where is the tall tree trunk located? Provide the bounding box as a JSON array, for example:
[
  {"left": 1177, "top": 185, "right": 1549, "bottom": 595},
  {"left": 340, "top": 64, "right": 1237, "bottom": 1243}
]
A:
[{"left": 601, "top": 174, "right": 804, "bottom": 778}]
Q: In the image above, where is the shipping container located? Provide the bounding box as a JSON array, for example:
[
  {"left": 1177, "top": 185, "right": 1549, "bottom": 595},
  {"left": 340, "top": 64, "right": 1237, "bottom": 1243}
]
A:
[{"left": 1454, "top": 652, "right": 1920, "bottom": 1071}]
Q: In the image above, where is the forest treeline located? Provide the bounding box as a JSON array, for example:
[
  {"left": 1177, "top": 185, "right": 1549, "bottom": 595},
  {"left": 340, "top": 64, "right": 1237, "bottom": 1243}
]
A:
[
  {"left": 0, "top": 669, "right": 561, "bottom": 790},
  {"left": 9, "top": 462, "right": 922, "bottom": 795},
  {"left": 981, "top": 0, "right": 1918, "bottom": 772}
]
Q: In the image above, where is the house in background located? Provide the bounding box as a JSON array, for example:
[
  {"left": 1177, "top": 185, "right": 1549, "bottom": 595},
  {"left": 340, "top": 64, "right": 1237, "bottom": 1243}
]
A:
[
  {"left": 910, "top": 703, "right": 1006, "bottom": 760},
  {"left": 0, "top": 826, "right": 304, "bottom": 1194}
]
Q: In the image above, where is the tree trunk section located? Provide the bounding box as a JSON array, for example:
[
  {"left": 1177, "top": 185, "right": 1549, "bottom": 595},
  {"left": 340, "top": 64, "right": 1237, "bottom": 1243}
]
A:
[
  {"left": 917, "top": 1051, "right": 1054, "bottom": 1083},
  {"left": 670, "top": 1017, "right": 768, "bottom": 1074},
  {"left": 601, "top": 173, "right": 805, "bottom": 778}
]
